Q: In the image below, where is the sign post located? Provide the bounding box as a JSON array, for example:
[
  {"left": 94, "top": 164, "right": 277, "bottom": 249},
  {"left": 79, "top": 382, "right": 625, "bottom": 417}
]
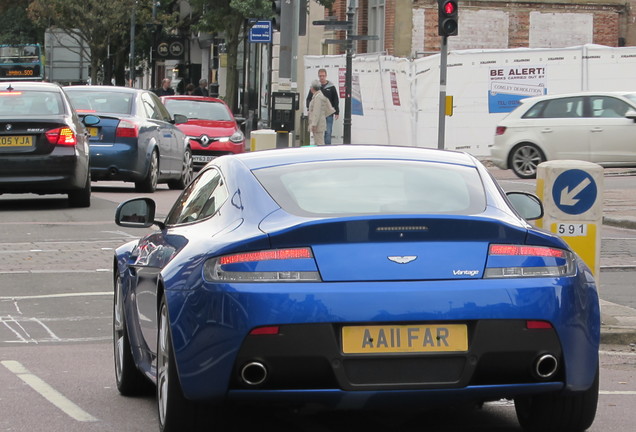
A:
[{"left": 536, "top": 161, "right": 604, "bottom": 278}]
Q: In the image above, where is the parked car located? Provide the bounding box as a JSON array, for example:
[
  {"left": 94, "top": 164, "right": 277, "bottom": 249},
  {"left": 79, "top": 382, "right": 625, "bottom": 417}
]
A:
[
  {"left": 113, "top": 145, "right": 599, "bottom": 432},
  {"left": 0, "top": 81, "right": 96, "bottom": 207},
  {"left": 64, "top": 85, "right": 193, "bottom": 192},
  {"left": 490, "top": 91, "right": 636, "bottom": 178},
  {"left": 161, "top": 95, "right": 245, "bottom": 170}
]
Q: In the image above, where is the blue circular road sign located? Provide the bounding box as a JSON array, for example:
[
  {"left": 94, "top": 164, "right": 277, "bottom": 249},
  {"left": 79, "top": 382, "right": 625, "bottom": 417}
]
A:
[{"left": 551, "top": 169, "right": 597, "bottom": 215}]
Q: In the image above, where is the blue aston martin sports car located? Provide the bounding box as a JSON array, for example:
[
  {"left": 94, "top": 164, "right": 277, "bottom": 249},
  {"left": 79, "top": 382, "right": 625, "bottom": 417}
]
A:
[{"left": 113, "top": 145, "right": 600, "bottom": 432}]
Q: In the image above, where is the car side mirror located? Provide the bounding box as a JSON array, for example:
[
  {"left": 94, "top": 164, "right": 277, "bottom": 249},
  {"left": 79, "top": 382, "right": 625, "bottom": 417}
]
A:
[
  {"left": 506, "top": 191, "right": 544, "bottom": 221},
  {"left": 115, "top": 198, "right": 164, "bottom": 229},
  {"left": 625, "top": 110, "right": 636, "bottom": 121},
  {"left": 83, "top": 114, "right": 100, "bottom": 126},
  {"left": 173, "top": 113, "right": 188, "bottom": 124}
]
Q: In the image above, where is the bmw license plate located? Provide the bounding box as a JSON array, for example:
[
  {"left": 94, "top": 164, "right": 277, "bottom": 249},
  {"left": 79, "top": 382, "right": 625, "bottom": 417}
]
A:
[
  {"left": 341, "top": 324, "right": 468, "bottom": 354},
  {"left": 0, "top": 135, "right": 33, "bottom": 147}
]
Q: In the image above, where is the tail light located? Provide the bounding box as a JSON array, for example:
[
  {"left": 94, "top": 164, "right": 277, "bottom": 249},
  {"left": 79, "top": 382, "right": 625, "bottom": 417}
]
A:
[
  {"left": 116, "top": 119, "right": 138, "bottom": 138},
  {"left": 203, "top": 247, "right": 321, "bottom": 282},
  {"left": 495, "top": 126, "right": 507, "bottom": 135},
  {"left": 45, "top": 127, "right": 76, "bottom": 146},
  {"left": 484, "top": 244, "right": 576, "bottom": 278}
]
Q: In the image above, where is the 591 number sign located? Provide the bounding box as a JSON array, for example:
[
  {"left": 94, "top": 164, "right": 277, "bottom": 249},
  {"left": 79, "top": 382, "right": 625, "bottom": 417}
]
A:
[{"left": 556, "top": 223, "right": 588, "bottom": 237}]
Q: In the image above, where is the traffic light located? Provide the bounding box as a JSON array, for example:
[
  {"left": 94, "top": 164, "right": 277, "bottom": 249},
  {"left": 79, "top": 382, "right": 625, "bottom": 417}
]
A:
[
  {"left": 272, "top": 1, "right": 281, "bottom": 31},
  {"left": 438, "top": 0, "right": 458, "bottom": 37}
]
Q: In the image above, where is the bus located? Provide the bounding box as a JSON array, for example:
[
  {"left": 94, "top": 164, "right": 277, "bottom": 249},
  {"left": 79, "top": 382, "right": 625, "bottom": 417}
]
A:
[{"left": 0, "top": 44, "right": 44, "bottom": 81}]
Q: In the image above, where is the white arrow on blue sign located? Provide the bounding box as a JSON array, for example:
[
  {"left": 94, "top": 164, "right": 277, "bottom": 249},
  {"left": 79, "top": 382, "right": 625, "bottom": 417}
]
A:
[{"left": 551, "top": 169, "right": 597, "bottom": 215}]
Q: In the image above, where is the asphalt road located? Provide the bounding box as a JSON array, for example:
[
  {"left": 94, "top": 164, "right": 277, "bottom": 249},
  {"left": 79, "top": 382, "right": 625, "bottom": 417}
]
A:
[{"left": 0, "top": 178, "right": 634, "bottom": 431}]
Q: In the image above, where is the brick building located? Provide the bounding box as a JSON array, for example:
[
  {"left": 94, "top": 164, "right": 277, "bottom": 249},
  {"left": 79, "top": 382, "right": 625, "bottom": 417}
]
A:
[{"left": 322, "top": 0, "right": 630, "bottom": 57}]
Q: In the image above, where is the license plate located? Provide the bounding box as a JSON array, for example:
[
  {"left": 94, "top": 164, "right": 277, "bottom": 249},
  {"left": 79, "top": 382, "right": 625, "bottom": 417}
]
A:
[
  {"left": 193, "top": 155, "right": 216, "bottom": 163},
  {"left": 342, "top": 324, "right": 468, "bottom": 354},
  {"left": 0, "top": 135, "right": 33, "bottom": 147},
  {"left": 87, "top": 127, "right": 99, "bottom": 137}
]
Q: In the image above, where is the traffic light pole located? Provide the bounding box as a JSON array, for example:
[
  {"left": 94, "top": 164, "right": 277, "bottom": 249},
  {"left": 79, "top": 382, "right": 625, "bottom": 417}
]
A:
[
  {"left": 343, "top": 6, "right": 354, "bottom": 144},
  {"left": 276, "top": 0, "right": 293, "bottom": 148},
  {"left": 437, "top": 36, "right": 448, "bottom": 150}
]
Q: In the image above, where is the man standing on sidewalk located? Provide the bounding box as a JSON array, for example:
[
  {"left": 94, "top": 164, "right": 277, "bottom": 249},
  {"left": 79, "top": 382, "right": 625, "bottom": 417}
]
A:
[
  {"left": 306, "top": 68, "right": 339, "bottom": 145},
  {"left": 308, "top": 80, "right": 336, "bottom": 146}
]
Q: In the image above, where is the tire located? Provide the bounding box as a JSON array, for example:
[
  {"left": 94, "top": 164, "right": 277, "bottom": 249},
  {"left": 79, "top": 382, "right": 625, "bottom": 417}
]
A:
[
  {"left": 68, "top": 175, "right": 91, "bottom": 208},
  {"left": 168, "top": 148, "right": 193, "bottom": 190},
  {"left": 509, "top": 143, "right": 545, "bottom": 179},
  {"left": 157, "top": 295, "right": 220, "bottom": 432},
  {"left": 514, "top": 367, "right": 599, "bottom": 432},
  {"left": 113, "top": 274, "right": 152, "bottom": 396},
  {"left": 135, "top": 150, "right": 159, "bottom": 193}
]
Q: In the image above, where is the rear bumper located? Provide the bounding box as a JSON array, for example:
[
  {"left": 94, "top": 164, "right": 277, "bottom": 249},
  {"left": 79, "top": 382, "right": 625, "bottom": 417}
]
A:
[
  {"left": 0, "top": 148, "right": 88, "bottom": 194},
  {"left": 164, "top": 268, "right": 600, "bottom": 403}
]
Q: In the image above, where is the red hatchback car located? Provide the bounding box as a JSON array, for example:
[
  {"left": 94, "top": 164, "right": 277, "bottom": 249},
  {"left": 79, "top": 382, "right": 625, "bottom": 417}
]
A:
[{"left": 161, "top": 96, "right": 245, "bottom": 169}]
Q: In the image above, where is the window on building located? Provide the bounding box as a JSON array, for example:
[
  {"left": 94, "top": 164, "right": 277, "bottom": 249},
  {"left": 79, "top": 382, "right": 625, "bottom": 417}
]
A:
[{"left": 368, "top": 0, "right": 385, "bottom": 53}]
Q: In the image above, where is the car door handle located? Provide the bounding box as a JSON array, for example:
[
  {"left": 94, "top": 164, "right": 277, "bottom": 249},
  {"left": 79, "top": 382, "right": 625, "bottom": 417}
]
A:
[
  {"left": 590, "top": 127, "right": 604, "bottom": 133},
  {"left": 540, "top": 128, "right": 553, "bottom": 133}
]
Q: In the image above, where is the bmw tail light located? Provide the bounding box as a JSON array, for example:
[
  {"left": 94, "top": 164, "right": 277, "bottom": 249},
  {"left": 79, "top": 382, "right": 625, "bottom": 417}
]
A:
[
  {"left": 116, "top": 119, "right": 139, "bottom": 138},
  {"left": 46, "top": 127, "right": 77, "bottom": 146},
  {"left": 495, "top": 126, "right": 507, "bottom": 135},
  {"left": 203, "top": 247, "right": 321, "bottom": 282},
  {"left": 484, "top": 244, "right": 576, "bottom": 278}
]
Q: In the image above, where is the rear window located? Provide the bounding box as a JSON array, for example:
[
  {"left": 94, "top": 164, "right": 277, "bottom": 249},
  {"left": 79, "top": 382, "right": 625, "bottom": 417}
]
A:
[
  {"left": 253, "top": 160, "right": 486, "bottom": 217},
  {"left": 0, "top": 90, "right": 64, "bottom": 115},
  {"left": 66, "top": 90, "right": 132, "bottom": 114}
]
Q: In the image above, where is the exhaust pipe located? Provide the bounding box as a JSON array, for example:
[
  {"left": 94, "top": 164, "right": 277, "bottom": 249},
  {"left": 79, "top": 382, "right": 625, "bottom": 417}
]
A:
[
  {"left": 240, "top": 362, "right": 267, "bottom": 386},
  {"left": 534, "top": 354, "right": 558, "bottom": 379}
]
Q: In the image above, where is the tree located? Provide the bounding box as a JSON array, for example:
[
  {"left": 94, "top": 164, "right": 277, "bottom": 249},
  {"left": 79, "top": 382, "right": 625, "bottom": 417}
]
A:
[
  {"left": 0, "top": 1, "right": 45, "bottom": 44},
  {"left": 27, "top": 0, "right": 176, "bottom": 85},
  {"left": 190, "top": 0, "right": 272, "bottom": 112}
]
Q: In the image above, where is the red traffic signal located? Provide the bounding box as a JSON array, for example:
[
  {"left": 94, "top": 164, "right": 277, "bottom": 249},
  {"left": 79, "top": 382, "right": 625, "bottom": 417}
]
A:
[{"left": 438, "top": 0, "right": 459, "bottom": 37}]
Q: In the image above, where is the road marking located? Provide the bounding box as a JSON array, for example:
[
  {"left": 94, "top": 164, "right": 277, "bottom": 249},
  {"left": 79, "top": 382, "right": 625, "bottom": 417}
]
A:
[
  {"left": 600, "top": 391, "right": 636, "bottom": 395},
  {"left": 0, "top": 291, "right": 112, "bottom": 301},
  {"left": 1, "top": 360, "right": 98, "bottom": 422}
]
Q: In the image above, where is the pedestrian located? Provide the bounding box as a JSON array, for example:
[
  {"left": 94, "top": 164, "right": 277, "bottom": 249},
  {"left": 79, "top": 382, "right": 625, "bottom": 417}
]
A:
[
  {"left": 193, "top": 79, "right": 209, "bottom": 96},
  {"left": 185, "top": 83, "right": 196, "bottom": 95},
  {"left": 308, "top": 80, "right": 336, "bottom": 146},
  {"left": 305, "top": 68, "right": 339, "bottom": 145},
  {"left": 155, "top": 78, "right": 175, "bottom": 96}
]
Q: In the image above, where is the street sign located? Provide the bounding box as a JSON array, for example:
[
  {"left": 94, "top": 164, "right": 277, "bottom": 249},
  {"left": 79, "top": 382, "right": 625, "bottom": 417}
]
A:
[
  {"left": 551, "top": 169, "right": 597, "bottom": 215},
  {"left": 249, "top": 20, "right": 272, "bottom": 43}
]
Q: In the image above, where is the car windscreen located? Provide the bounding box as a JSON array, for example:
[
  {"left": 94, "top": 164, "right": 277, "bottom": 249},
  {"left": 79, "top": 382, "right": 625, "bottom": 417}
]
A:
[
  {"left": 163, "top": 99, "right": 232, "bottom": 121},
  {"left": 253, "top": 160, "right": 486, "bottom": 217},
  {"left": 66, "top": 90, "right": 133, "bottom": 115},
  {"left": 0, "top": 89, "right": 64, "bottom": 116}
]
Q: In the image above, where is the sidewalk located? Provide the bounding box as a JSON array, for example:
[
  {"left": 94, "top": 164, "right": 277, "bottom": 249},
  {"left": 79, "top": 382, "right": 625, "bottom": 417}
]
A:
[{"left": 488, "top": 166, "right": 636, "bottom": 346}]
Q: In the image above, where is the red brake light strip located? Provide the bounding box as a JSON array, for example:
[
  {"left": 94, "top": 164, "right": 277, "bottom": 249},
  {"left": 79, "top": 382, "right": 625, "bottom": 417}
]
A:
[
  {"left": 219, "top": 248, "right": 313, "bottom": 265},
  {"left": 489, "top": 244, "right": 565, "bottom": 258}
]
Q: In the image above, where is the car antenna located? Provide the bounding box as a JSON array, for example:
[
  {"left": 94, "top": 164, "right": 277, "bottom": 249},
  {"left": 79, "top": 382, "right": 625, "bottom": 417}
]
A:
[{"left": 6, "top": 85, "right": 13, "bottom": 91}]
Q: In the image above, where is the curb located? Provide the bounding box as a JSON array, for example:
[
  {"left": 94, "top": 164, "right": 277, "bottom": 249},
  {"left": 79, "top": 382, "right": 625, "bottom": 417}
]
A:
[{"left": 600, "top": 300, "right": 636, "bottom": 345}]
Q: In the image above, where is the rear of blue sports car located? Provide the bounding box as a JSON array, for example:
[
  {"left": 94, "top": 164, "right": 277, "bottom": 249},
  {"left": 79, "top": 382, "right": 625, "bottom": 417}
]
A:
[{"left": 119, "top": 146, "right": 600, "bottom": 432}]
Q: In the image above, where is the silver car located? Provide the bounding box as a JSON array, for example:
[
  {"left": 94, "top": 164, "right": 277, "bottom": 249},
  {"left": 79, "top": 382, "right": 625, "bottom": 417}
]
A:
[{"left": 490, "top": 91, "right": 636, "bottom": 178}]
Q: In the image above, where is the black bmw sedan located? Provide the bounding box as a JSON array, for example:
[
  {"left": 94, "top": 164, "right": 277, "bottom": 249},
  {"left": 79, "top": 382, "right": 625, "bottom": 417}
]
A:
[{"left": 0, "top": 81, "right": 96, "bottom": 207}]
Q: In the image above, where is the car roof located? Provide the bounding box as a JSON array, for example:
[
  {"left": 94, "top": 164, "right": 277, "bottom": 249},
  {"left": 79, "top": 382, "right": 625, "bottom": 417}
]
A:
[
  {"left": 63, "top": 85, "right": 143, "bottom": 94},
  {"left": 520, "top": 90, "right": 636, "bottom": 105},
  {"left": 162, "top": 95, "right": 227, "bottom": 104},
  {"left": 229, "top": 145, "right": 478, "bottom": 170},
  {"left": 0, "top": 81, "right": 62, "bottom": 91}
]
